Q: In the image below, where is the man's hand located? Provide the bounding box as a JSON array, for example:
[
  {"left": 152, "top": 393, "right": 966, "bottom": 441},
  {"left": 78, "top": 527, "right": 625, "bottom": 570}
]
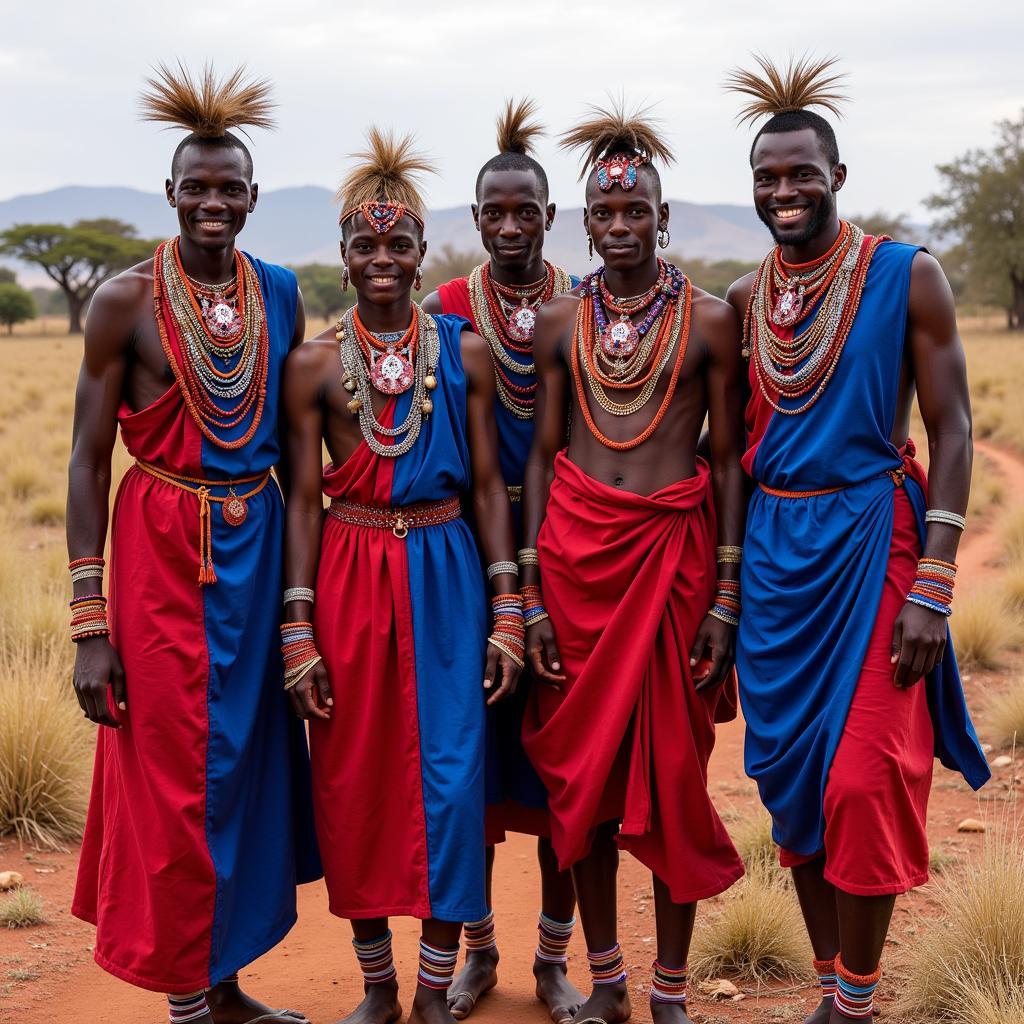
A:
[
  {"left": 689, "top": 614, "right": 736, "bottom": 692},
  {"left": 891, "top": 601, "right": 947, "bottom": 688},
  {"left": 526, "top": 619, "right": 565, "bottom": 688},
  {"left": 289, "top": 661, "right": 334, "bottom": 720},
  {"left": 484, "top": 645, "right": 522, "bottom": 706},
  {"left": 73, "top": 636, "right": 126, "bottom": 728}
]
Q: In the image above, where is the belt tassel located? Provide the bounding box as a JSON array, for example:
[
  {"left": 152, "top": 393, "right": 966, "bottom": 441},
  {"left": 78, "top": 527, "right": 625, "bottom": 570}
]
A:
[{"left": 197, "top": 486, "right": 218, "bottom": 586}]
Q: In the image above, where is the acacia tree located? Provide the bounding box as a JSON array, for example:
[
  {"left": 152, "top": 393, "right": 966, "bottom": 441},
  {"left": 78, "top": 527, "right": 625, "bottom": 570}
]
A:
[
  {"left": 0, "top": 282, "right": 36, "bottom": 334},
  {"left": 0, "top": 219, "right": 153, "bottom": 334},
  {"left": 928, "top": 112, "right": 1024, "bottom": 329}
]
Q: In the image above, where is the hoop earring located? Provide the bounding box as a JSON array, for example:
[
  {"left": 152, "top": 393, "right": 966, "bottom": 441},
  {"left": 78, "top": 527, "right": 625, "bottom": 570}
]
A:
[
  {"left": 414, "top": 264, "right": 423, "bottom": 292},
  {"left": 658, "top": 229, "right": 670, "bottom": 250},
  {"left": 587, "top": 235, "right": 594, "bottom": 261},
  {"left": 341, "top": 265, "right": 350, "bottom": 292}
]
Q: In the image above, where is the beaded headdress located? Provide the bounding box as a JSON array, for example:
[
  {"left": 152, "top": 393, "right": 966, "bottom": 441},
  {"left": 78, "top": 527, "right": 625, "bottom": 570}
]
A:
[
  {"left": 724, "top": 54, "right": 848, "bottom": 125},
  {"left": 560, "top": 100, "right": 675, "bottom": 191},
  {"left": 337, "top": 127, "right": 437, "bottom": 234},
  {"left": 495, "top": 97, "right": 546, "bottom": 156},
  {"left": 139, "top": 61, "right": 276, "bottom": 138}
]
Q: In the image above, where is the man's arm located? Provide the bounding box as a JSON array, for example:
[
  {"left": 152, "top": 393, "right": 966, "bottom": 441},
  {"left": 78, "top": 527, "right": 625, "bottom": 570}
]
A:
[
  {"left": 461, "top": 328, "right": 523, "bottom": 705},
  {"left": 66, "top": 276, "right": 137, "bottom": 728},
  {"left": 892, "top": 251, "right": 973, "bottom": 687},
  {"left": 521, "top": 300, "right": 573, "bottom": 683},
  {"left": 275, "top": 286, "right": 307, "bottom": 498},
  {"left": 281, "top": 341, "right": 334, "bottom": 720},
  {"left": 420, "top": 290, "right": 443, "bottom": 315},
  {"left": 690, "top": 297, "right": 746, "bottom": 689}
]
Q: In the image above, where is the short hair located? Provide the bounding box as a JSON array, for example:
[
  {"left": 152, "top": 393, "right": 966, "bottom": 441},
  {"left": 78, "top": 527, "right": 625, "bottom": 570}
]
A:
[
  {"left": 750, "top": 109, "right": 840, "bottom": 167},
  {"left": 171, "top": 133, "right": 253, "bottom": 181}
]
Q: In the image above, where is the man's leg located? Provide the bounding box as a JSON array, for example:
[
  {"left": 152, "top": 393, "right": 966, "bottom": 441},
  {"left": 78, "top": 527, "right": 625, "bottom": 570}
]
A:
[
  {"left": 830, "top": 893, "right": 892, "bottom": 1022},
  {"left": 569, "top": 821, "right": 630, "bottom": 1024},
  {"left": 332, "top": 918, "right": 401, "bottom": 1024},
  {"left": 790, "top": 856, "right": 840, "bottom": 1024},
  {"left": 411, "top": 919, "right": 463, "bottom": 1024},
  {"left": 449, "top": 846, "right": 498, "bottom": 1019},
  {"left": 205, "top": 974, "right": 307, "bottom": 1024},
  {"left": 534, "top": 837, "right": 584, "bottom": 1024},
  {"left": 169, "top": 991, "right": 214, "bottom": 1023},
  {"left": 648, "top": 876, "right": 695, "bottom": 1022}
]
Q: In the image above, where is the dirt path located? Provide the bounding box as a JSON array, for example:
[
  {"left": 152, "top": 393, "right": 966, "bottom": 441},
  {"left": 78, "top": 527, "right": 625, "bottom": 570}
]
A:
[{"left": 4, "top": 443, "right": 1022, "bottom": 1024}]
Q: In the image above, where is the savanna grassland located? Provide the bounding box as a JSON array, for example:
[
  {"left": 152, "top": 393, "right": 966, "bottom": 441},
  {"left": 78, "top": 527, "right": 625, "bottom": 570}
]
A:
[{"left": 0, "top": 315, "right": 1023, "bottom": 1022}]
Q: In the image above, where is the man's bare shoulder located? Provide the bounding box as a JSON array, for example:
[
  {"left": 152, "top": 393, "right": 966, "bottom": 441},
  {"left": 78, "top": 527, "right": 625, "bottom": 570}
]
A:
[
  {"left": 287, "top": 332, "right": 339, "bottom": 370},
  {"left": 537, "top": 292, "right": 581, "bottom": 329},
  {"left": 724, "top": 270, "right": 757, "bottom": 315},
  {"left": 89, "top": 258, "right": 155, "bottom": 319}
]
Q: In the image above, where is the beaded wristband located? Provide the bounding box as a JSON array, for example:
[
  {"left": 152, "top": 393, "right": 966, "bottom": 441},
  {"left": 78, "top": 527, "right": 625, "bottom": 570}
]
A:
[
  {"left": 517, "top": 547, "right": 540, "bottom": 567},
  {"left": 489, "top": 593, "right": 526, "bottom": 668},
  {"left": 70, "top": 595, "right": 111, "bottom": 642},
  {"left": 283, "top": 587, "right": 315, "bottom": 606},
  {"left": 487, "top": 560, "right": 519, "bottom": 580},
  {"left": 925, "top": 509, "right": 967, "bottom": 531},
  {"left": 521, "top": 583, "right": 550, "bottom": 626},
  {"left": 69, "top": 556, "right": 105, "bottom": 585},
  {"left": 716, "top": 545, "right": 743, "bottom": 565},
  {"left": 708, "top": 578, "right": 741, "bottom": 627},
  {"left": 907, "top": 557, "right": 957, "bottom": 616},
  {"left": 280, "top": 621, "right": 323, "bottom": 690}
]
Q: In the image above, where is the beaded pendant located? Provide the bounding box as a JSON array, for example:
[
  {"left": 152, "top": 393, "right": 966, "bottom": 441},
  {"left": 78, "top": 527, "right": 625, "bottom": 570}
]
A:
[
  {"left": 771, "top": 284, "right": 804, "bottom": 328},
  {"left": 600, "top": 315, "right": 641, "bottom": 359},
  {"left": 507, "top": 303, "right": 538, "bottom": 343},
  {"left": 369, "top": 348, "right": 415, "bottom": 394},
  {"left": 222, "top": 489, "right": 248, "bottom": 527},
  {"left": 360, "top": 200, "right": 406, "bottom": 235},
  {"left": 597, "top": 154, "right": 640, "bottom": 192}
]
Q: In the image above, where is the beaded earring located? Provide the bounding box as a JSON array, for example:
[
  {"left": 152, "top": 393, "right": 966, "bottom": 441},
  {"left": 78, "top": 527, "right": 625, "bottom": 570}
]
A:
[
  {"left": 414, "top": 264, "right": 423, "bottom": 291},
  {"left": 658, "top": 229, "right": 670, "bottom": 250},
  {"left": 341, "top": 265, "right": 350, "bottom": 292},
  {"left": 587, "top": 235, "right": 594, "bottom": 261}
]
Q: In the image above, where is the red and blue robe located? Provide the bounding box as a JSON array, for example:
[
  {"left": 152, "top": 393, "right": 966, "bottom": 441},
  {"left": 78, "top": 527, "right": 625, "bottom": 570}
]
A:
[
  {"left": 736, "top": 239, "right": 990, "bottom": 894},
  {"left": 72, "top": 254, "right": 321, "bottom": 993},
  {"left": 310, "top": 314, "right": 489, "bottom": 922}
]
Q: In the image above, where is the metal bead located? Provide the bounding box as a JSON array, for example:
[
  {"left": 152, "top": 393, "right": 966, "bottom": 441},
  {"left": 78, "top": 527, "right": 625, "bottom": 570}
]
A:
[
  {"left": 335, "top": 330, "right": 344, "bottom": 341},
  {"left": 342, "top": 375, "right": 355, "bottom": 392},
  {"left": 347, "top": 397, "right": 363, "bottom": 414},
  {"left": 424, "top": 374, "right": 437, "bottom": 391},
  {"left": 421, "top": 398, "right": 433, "bottom": 415}
]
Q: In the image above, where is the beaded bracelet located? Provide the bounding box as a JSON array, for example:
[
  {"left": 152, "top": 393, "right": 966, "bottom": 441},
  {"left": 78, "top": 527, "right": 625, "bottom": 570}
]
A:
[
  {"left": 925, "top": 509, "right": 967, "bottom": 532},
  {"left": 70, "top": 595, "right": 111, "bottom": 642},
  {"left": 280, "top": 621, "right": 323, "bottom": 690},
  {"left": 489, "top": 593, "right": 526, "bottom": 668},
  {"left": 283, "top": 587, "right": 315, "bottom": 606},
  {"left": 69, "top": 556, "right": 105, "bottom": 585},
  {"left": 517, "top": 547, "right": 540, "bottom": 567},
  {"left": 716, "top": 546, "right": 743, "bottom": 565},
  {"left": 521, "top": 583, "right": 550, "bottom": 627},
  {"left": 707, "top": 578, "right": 741, "bottom": 627},
  {"left": 906, "top": 558, "right": 957, "bottom": 616},
  {"left": 487, "top": 560, "right": 520, "bottom": 580}
]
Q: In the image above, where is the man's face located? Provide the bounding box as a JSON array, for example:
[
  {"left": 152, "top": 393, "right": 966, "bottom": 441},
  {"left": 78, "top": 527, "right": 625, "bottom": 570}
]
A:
[
  {"left": 166, "top": 144, "right": 256, "bottom": 251},
  {"left": 472, "top": 169, "right": 554, "bottom": 274},
  {"left": 584, "top": 169, "right": 668, "bottom": 273},
  {"left": 341, "top": 214, "right": 426, "bottom": 307},
  {"left": 751, "top": 128, "right": 846, "bottom": 247}
]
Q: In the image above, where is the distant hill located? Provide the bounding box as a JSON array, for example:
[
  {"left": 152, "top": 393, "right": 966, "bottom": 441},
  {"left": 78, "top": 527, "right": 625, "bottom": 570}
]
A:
[{"left": 0, "top": 185, "right": 773, "bottom": 282}]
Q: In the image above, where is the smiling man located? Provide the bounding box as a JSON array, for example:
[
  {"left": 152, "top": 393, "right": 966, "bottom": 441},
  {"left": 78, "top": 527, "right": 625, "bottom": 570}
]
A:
[
  {"left": 67, "top": 64, "right": 320, "bottom": 1024},
  {"left": 421, "top": 98, "right": 581, "bottom": 1024},
  {"left": 725, "top": 56, "right": 990, "bottom": 1024},
  {"left": 519, "top": 104, "right": 746, "bottom": 1024}
]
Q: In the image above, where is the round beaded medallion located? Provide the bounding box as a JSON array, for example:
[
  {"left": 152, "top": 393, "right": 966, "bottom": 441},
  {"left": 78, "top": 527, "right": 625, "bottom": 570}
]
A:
[
  {"left": 507, "top": 305, "right": 538, "bottom": 343},
  {"left": 370, "top": 349, "right": 415, "bottom": 394},
  {"left": 600, "top": 316, "right": 641, "bottom": 359},
  {"left": 222, "top": 491, "right": 248, "bottom": 526}
]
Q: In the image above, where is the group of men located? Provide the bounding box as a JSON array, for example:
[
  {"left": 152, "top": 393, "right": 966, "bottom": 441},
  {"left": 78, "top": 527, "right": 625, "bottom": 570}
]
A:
[{"left": 66, "top": 57, "right": 989, "bottom": 1024}]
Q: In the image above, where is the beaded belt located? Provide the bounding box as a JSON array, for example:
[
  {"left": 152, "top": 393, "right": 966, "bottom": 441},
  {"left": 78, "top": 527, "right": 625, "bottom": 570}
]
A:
[
  {"left": 328, "top": 495, "right": 462, "bottom": 539},
  {"left": 759, "top": 466, "right": 905, "bottom": 499},
  {"left": 134, "top": 460, "right": 272, "bottom": 585}
]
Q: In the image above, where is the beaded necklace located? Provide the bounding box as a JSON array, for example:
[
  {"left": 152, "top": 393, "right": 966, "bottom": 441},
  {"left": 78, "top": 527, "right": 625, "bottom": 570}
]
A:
[
  {"left": 467, "top": 260, "right": 573, "bottom": 420},
  {"left": 351, "top": 309, "right": 419, "bottom": 395},
  {"left": 336, "top": 303, "right": 440, "bottom": 459},
  {"left": 768, "top": 221, "right": 852, "bottom": 329},
  {"left": 745, "top": 223, "right": 886, "bottom": 415},
  {"left": 185, "top": 271, "right": 243, "bottom": 345},
  {"left": 153, "top": 238, "right": 269, "bottom": 450}
]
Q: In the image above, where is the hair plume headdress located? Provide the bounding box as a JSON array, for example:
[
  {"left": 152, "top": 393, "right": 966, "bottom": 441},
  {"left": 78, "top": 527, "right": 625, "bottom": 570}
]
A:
[
  {"left": 724, "top": 54, "right": 848, "bottom": 126},
  {"left": 139, "top": 61, "right": 275, "bottom": 138},
  {"left": 337, "top": 127, "right": 437, "bottom": 230},
  {"left": 559, "top": 99, "right": 675, "bottom": 181},
  {"left": 496, "top": 97, "right": 545, "bottom": 156}
]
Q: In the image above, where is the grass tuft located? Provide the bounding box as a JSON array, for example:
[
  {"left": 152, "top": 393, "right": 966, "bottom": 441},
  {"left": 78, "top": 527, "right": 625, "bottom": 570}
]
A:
[
  {"left": 730, "top": 807, "right": 778, "bottom": 876},
  {"left": 1002, "top": 509, "right": 1024, "bottom": 567},
  {"left": 988, "top": 678, "right": 1024, "bottom": 750},
  {"left": 951, "top": 591, "right": 1023, "bottom": 672},
  {"left": 0, "top": 886, "right": 47, "bottom": 928}
]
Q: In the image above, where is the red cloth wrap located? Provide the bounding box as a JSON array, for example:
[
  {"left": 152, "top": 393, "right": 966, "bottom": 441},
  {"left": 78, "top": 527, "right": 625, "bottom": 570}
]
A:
[{"left": 523, "top": 452, "right": 745, "bottom": 902}]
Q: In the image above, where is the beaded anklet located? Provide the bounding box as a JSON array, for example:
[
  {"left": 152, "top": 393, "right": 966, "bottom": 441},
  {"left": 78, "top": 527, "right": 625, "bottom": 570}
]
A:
[
  {"left": 708, "top": 579, "right": 741, "bottom": 627},
  {"left": 587, "top": 943, "right": 627, "bottom": 985},
  {"left": 489, "top": 593, "right": 526, "bottom": 668},
  {"left": 833, "top": 954, "right": 880, "bottom": 1019},
  {"left": 353, "top": 930, "right": 398, "bottom": 986},
  {"left": 906, "top": 558, "right": 957, "bottom": 616},
  {"left": 812, "top": 956, "right": 837, "bottom": 1000},
  {"left": 167, "top": 992, "right": 209, "bottom": 1023},
  {"left": 535, "top": 913, "right": 575, "bottom": 966},
  {"left": 280, "top": 622, "right": 322, "bottom": 690},
  {"left": 417, "top": 940, "right": 459, "bottom": 990},
  {"left": 650, "top": 960, "right": 688, "bottom": 1005},
  {"left": 464, "top": 910, "right": 497, "bottom": 954},
  {"left": 521, "top": 584, "right": 549, "bottom": 627},
  {"left": 70, "top": 595, "right": 110, "bottom": 642}
]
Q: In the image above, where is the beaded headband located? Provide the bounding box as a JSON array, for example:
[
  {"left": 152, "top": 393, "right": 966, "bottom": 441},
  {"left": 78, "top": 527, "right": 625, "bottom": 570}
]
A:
[
  {"left": 340, "top": 200, "right": 424, "bottom": 235},
  {"left": 596, "top": 153, "right": 648, "bottom": 192}
]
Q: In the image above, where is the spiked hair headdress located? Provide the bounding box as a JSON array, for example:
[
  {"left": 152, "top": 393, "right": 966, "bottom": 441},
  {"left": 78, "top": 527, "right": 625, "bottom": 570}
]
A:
[
  {"left": 337, "top": 127, "right": 437, "bottom": 234},
  {"left": 495, "top": 97, "right": 546, "bottom": 156},
  {"left": 724, "top": 54, "right": 848, "bottom": 125}
]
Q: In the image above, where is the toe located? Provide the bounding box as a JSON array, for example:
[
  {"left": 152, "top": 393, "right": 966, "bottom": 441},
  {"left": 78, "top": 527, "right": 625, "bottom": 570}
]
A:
[{"left": 449, "top": 993, "right": 474, "bottom": 1019}]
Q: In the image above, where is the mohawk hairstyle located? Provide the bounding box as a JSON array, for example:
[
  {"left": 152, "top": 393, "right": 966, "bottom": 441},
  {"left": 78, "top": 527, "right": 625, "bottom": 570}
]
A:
[
  {"left": 140, "top": 62, "right": 275, "bottom": 181},
  {"left": 559, "top": 99, "right": 675, "bottom": 181},
  {"left": 724, "top": 54, "right": 849, "bottom": 168},
  {"left": 337, "top": 127, "right": 437, "bottom": 235},
  {"left": 475, "top": 97, "right": 550, "bottom": 204}
]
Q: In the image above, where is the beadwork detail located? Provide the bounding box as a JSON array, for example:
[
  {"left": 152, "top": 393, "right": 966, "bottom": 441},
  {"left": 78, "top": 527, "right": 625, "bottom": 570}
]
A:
[{"left": 596, "top": 153, "right": 646, "bottom": 192}]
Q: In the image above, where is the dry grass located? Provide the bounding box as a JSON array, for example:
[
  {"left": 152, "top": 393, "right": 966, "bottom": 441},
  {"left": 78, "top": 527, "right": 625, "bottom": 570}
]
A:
[
  {"left": 951, "top": 591, "right": 1023, "bottom": 672},
  {"left": 0, "top": 886, "right": 47, "bottom": 928},
  {"left": 1001, "top": 508, "right": 1024, "bottom": 567},
  {"left": 966, "top": 323, "right": 1024, "bottom": 454},
  {"left": 966, "top": 452, "right": 1005, "bottom": 522},
  {"left": 987, "top": 678, "right": 1024, "bottom": 749},
  {"left": 896, "top": 813, "right": 1024, "bottom": 1023},
  {"left": 729, "top": 807, "right": 778, "bottom": 876},
  {"left": 689, "top": 864, "right": 812, "bottom": 983}
]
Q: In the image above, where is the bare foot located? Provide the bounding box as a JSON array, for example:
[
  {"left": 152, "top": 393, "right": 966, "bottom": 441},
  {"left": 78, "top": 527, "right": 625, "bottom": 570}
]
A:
[
  {"left": 803, "top": 996, "right": 833, "bottom": 1024},
  {"left": 650, "top": 1001, "right": 689, "bottom": 1022},
  {"left": 571, "top": 984, "right": 631, "bottom": 1024},
  {"left": 206, "top": 978, "right": 308, "bottom": 1024},
  {"left": 409, "top": 986, "right": 458, "bottom": 1024},
  {"left": 336, "top": 983, "right": 403, "bottom": 1024},
  {"left": 447, "top": 948, "right": 499, "bottom": 1019},
  {"left": 534, "top": 960, "right": 584, "bottom": 1024}
]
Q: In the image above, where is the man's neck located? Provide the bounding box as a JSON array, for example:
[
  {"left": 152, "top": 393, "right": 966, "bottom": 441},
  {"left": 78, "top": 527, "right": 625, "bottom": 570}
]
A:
[
  {"left": 355, "top": 295, "right": 415, "bottom": 334},
  {"left": 177, "top": 236, "right": 238, "bottom": 284},
  {"left": 488, "top": 255, "right": 547, "bottom": 288},
  {"left": 602, "top": 256, "right": 660, "bottom": 299},
  {"left": 779, "top": 215, "right": 842, "bottom": 265}
]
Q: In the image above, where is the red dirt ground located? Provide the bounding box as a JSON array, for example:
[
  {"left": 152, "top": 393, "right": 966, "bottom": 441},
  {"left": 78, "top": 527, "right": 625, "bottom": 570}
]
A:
[{"left": 1, "top": 440, "right": 1019, "bottom": 1024}]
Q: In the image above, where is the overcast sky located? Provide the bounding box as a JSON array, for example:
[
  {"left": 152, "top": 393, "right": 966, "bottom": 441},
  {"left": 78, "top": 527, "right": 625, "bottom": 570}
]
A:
[{"left": 2, "top": 0, "right": 1020, "bottom": 220}]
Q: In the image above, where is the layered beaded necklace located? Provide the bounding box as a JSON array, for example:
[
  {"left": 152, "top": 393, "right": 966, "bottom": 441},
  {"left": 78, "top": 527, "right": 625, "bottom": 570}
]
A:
[
  {"left": 336, "top": 302, "right": 440, "bottom": 459},
  {"left": 153, "top": 238, "right": 269, "bottom": 449},
  {"left": 467, "top": 260, "right": 573, "bottom": 420},
  {"left": 745, "top": 222, "right": 885, "bottom": 415},
  {"left": 572, "top": 260, "right": 692, "bottom": 451}
]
